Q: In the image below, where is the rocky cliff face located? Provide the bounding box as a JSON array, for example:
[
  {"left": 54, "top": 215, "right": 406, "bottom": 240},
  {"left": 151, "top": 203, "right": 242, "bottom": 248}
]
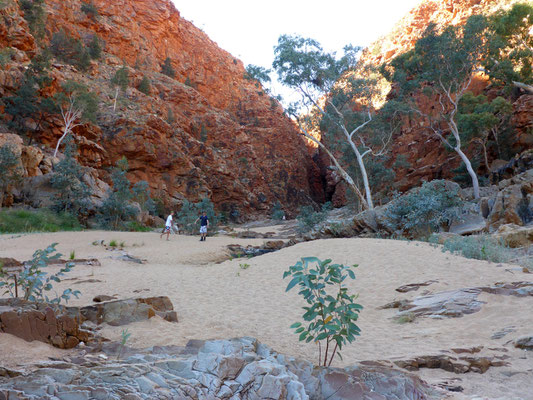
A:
[
  {"left": 320, "top": 0, "right": 532, "bottom": 204},
  {"left": 367, "top": 0, "right": 532, "bottom": 193},
  {"left": 0, "top": 0, "right": 319, "bottom": 218}
]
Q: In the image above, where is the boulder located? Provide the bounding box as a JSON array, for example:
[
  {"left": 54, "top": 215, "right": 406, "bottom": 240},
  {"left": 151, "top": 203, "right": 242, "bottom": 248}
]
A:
[
  {"left": 19, "top": 174, "right": 56, "bottom": 208},
  {"left": 514, "top": 335, "right": 533, "bottom": 350},
  {"left": 0, "top": 336, "right": 437, "bottom": 399},
  {"left": 0, "top": 299, "right": 92, "bottom": 349},
  {"left": 20, "top": 146, "right": 43, "bottom": 177},
  {"left": 385, "top": 282, "right": 533, "bottom": 321},
  {"left": 487, "top": 169, "right": 533, "bottom": 231},
  {"left": 449, "top": 213, "right": 487, "bottom": 235},
  {"left": 78, "top": 296, "right": 178, "bottom": 326},
  {"left": 494, "top": 224, "right": 533, "bottom": 248}
]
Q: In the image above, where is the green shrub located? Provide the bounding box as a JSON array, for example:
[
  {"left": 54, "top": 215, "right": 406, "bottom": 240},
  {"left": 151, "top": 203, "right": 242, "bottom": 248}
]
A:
[
  {"left": 0, "top": 47, "right": 14, "bottom": 69},
  {"left": 97, "top": 158, "right": 141, "bottom": 230},
  {"left": 0, "top": 143, "right": 22, "bottom": 206},
  {"left": 132, "top": 180, "right": 155, "bottom": 213},
  {"left": 50, "top": 136, "right": 92, "bottom": 217},
  {"left": 161, "top": 57, "right": 175, "bottom": 78},
  {"left": 284, "top": 257, "right": 362, "bottom": 366},
  {"left": 138, "top": 76, "right": 151, "bottom": 95},
  {"left": 176, "top": 198, "right": 218, "bottom": 235},
  {"left": 87, "top": 35, "right": 102, "bottom": 59},
  {"left": 297, "top": 202, "right": 332, "bottom": 232},
  {"left": 384, "top": 180, "right": 464, "bottom": 238},
  {"left": 20, "top": 0, "right": 46, "bottom": 41},
  {"left": 0, "top": 209, "right": 81, "bottom": 233},
  {"left": 111, "top": 66, "right": 129, "bottom": 91},
  {"left": 0, "top": 243, "right": 81, "bottom": 304},
  {"left": 50, "top": 30, "right": 91, "bottom": 71},
  {"left": 81, "top": 1, "right": 98, "bottom": 19},
  {"left": 126, "top": 221, "right": 151, "bottom": 232},
  {"left": 441, "top": 235, "right": 515, "bottom": 263},
  {"left": 166, "top": 107, "right": 176, "bottom": 125},
  {"left": 109, "top": 240, "right": 117, "bottom": 247},
  {"left": 271, "top": 201, "right": 285, "bottom": 221}
]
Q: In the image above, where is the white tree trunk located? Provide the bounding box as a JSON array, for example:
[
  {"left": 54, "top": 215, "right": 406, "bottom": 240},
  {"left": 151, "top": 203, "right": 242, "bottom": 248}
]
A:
[
  {"left": 446, "top": 117, "right": 481, "bottom": 200},
  {"left": 301, "top": 131, "right": 369, "bottom": 209},
  {"left": 354, "top": 149, "right": 374, "bottom": 209},
  {"left": 113, "top": 87, "right": 119, "bottom": 112},
  {"left": 455, "top": 146, "right": 480, "bottom": 199},
  {"left": 53, "top": 126, "right": 72, "bottom": 158},
  {"left": 54, "top": 97, "right": 82, "bottom": 158}
]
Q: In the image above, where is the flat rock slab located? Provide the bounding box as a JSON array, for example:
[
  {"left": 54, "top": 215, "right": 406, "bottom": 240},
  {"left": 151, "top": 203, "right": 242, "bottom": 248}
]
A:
[
  {"left": 0, "top": 337, "right": 437, "bottom": 400},
  {"left": 449, "top": 214, "right": 487, "bottom": 235},
  {"left": 47, "top": 258, "right": 101, "bottom": 267},
  {"left": 78, "top": 296, "right": 178, "bottom": 326},
  {"left": 385, "top": 282, "right": 533, "bottom": 320},
  {"left": 396, "top": 280, "right": 438, "bottom": 293}
]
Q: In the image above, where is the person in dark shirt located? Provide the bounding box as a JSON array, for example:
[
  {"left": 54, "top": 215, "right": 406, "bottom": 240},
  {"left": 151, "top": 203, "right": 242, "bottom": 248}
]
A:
[{"left": 195, "top": 211, "right": 209, "bottom": 241}]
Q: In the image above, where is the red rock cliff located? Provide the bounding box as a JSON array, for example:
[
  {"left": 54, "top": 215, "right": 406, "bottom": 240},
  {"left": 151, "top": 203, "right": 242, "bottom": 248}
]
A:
[
  {"left": 319, "top": 0, "right": 532, "bottom": 204},
  {"left": 0, "top": 0, "right": 319, "bottom": 217}
]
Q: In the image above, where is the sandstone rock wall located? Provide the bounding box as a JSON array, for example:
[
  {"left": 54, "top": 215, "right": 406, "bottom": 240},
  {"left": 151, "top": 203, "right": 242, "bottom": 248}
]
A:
[
  {"left": 321, "top": 0, "right": 532, "bottom": 204},
  {"left": 0, "top": 0, "right": 318, "bottom": 217}
]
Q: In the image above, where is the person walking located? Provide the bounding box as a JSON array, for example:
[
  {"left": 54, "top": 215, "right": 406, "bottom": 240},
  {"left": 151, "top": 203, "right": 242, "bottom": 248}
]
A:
[
  {"left": 160, "top": 212, "right": 175, "bottom": 241},
  {"left": 195, "top": 211, "right": 209, "bottom": 241}
]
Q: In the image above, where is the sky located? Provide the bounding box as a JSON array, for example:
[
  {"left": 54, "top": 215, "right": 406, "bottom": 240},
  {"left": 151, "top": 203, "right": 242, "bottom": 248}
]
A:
[{"left": 172, "top": 0, "right": 422, "bottom": 101}]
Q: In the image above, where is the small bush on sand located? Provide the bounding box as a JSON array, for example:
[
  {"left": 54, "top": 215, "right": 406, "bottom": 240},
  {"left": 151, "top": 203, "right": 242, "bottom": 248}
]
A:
[
  {"left": 441, "top": 235, "right": 515, "bottom": 263},
  {"left": 97, "top": 158, "right": 154, "bottom": 231},
  {"left": 50, "top": 136, "right": 92, "bottom": 218},
  {"left": 0, "top": 243, "right": 81, "bottom": 304},
  {"left": 176, "top": 198, "right": 218, "bottom": 235},
  {"left": 0, "top": 209, "right": 81, "bottom": 233},
  {"left": 271, "top": 201, "right": 285, "bottom": 221},
  {"left": 297, "top": 202, "right": 332, "bottom": 233},
  {"left": 126, "top": 221, "right": 151, "bottom": 232},
  {"left": 284, "top": 257, "right": 362, "bottom": 366},
  {"left": 384, "top": 180, "right": 463, "bottom": 238}
]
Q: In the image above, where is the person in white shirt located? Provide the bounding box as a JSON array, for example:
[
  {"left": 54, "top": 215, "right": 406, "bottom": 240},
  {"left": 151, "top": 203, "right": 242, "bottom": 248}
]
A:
[{"left": 160, "top": 212, "right": 176, "bottom": 241}]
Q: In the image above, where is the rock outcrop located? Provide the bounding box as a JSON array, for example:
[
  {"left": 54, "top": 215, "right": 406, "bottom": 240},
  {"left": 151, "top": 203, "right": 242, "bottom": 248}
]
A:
[
  {"left": 0, "top": 337, "right": 436, "bottom": 400},
  {"left": 381, "top": 281, "right": 533, "bottom": 321},
  {"left": 0, "top": 299, "right": 92, "bottom": 349},
  {"left": 0, "top": 0, "right": 318, "bottom": 217},
  {"left": 79, "top": 296, "right": 178, "bottom": 326}
]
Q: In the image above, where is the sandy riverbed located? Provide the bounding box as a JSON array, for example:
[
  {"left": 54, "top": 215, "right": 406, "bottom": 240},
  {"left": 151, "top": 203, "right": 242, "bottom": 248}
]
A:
[{"left": 1, "top": 230, "right": 532, "bottom": 398}]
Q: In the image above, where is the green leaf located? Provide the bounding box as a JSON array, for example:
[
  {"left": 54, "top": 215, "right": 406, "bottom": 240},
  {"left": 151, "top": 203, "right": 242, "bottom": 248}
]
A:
[
  {"left": 295, "top": 327, "right": 305, "bottom": 333},
  {"left": 290, "top": 322, "right": 302, "bottom": 329},
  {"left": 299, "top": 331, "right": 308, "bottom": 341},
  {"left": 347, "top": 269, "right": 355, "bottom": 279},
  {"left": 285, "top": 277, "right": 300, "bottom": 292}
]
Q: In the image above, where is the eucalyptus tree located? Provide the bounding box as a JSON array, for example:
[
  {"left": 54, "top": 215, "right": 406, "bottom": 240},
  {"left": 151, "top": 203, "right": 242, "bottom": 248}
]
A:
[
  {"left": 484, "top": 2, "right": 533, "bottom": 94},
  {"left": 273, "top": 35, "right": 392, "bottom": 210},
  {"left": 51, "top": 81, "right": 98, "bottom": 157},
  {"left": 384, "top": 16, "right": 490, "bottom": 199}
]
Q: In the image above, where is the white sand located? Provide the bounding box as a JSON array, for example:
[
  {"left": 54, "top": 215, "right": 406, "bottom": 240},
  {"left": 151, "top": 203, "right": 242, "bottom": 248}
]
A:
[{"left": 1, "top": 231, "right": 532, "bottom": 398}]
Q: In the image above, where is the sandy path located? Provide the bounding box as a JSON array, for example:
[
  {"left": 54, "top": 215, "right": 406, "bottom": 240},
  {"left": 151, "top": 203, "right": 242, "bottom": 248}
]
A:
[{"left": 1, "top": 231, "right": 532, "bottom": 398}]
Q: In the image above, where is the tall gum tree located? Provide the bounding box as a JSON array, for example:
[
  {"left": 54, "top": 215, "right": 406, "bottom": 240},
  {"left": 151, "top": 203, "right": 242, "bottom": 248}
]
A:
[
  {"left": 273, "top": 35, "right": 393, "bottom": 210},
  {"left": 383, "top": 16, "right": 492, "bottom": 199}
]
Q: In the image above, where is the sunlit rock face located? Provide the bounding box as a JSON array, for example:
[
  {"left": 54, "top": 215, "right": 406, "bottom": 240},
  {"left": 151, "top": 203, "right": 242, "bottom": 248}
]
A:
[
  {"left": 0, "top": 0, "right": 320, "bottom": 217},
  {"left": 320, "top": 0, "right": 532, "bottom": 204}
]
